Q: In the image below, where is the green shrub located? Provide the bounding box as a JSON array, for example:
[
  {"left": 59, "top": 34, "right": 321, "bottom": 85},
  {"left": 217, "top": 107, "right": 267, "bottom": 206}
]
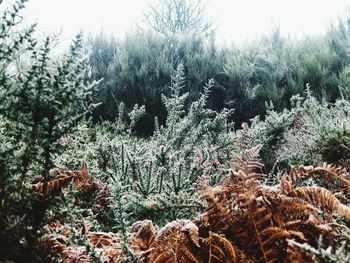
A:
[{"left": 0, "top": 0, "right": 98, "bottom": 260}]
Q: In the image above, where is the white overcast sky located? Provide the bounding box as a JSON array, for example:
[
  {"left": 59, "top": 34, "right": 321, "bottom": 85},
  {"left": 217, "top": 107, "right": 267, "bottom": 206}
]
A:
[{"left": 16, "top": 0, "right": 350, "bottom": 44}]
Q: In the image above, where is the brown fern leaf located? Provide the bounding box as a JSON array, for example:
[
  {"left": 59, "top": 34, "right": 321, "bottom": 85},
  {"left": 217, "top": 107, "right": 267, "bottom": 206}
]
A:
[
  {"left": 41, "top": 231, "right": 91, "bottom": 263},
  {"left": 288, "top": 186, "right": 350, "bottom": 222},
  {"left": 285, "top": 243, "right": 314, "bottom": 263},
  {"left": 43, "top": 219, "right": 124, "bottom": 263},
  {"left": 279, "top": 175, "right": 294, "bottom": 195},
  {"left": 288, "top": 163, "right": 350, "bottom": 188},
  {"left": 74, "top": 160, "right": 90, "bottom": 189},
  {"left": 258, "top": 187, "right": 320, "bottom": 221},
  {"left": 196, "top": 180, "right": 238, "bottom": 233},
  {"left": 203, "top": 231, "right": 240, "bottom": 262},
  {"left": 129, "top": 220, "right": 156, "bottom": 262},
  {"left": 127, "top": 147, "right": 350, "bottom": 263},
  {"left": 231, "top": 145, "right": 264, "bottom": 175},
  {"left": 62, "top": 246, "right": 92, "bottom": 263},
  {"left": 48, "top": 220, "right": 71, "bottom": 238},
  {"left": 81, "top": 219, "right": 125, "bottom": 262},
  {"left": 43, "top": 236, "right": 67, "bottom": 258},
  {"left": 222, "top": 169, "right": 261, "bottom": 194},
  {"left": 30, "top": 175, "right": 44, "bottom": 184},
  {"left": 303, "top": 214, "right": 350, "bottom": 241},
  {"left": 32, "top": 172, "right": 73, "bottom": 194},
  {"left": 31, "top": 161, "right": 91, "bottom": 195},
  {"left": 85, "top": 226, "right": 124, "bottom": 262},
  {"left": 149, "top": 220, "right": 202, "bottom": 263},
  {"left": 249, "top": 201, "right": 289, "bottom": 263},
  {"left": 87, "top": 231, "right": 121, "bottom": 248},
  {"left": 232, "top": 189, "right": 314, "bottom": 263},
  {"left": 197, "top": 181, "right": 224, "bottom": 206}
]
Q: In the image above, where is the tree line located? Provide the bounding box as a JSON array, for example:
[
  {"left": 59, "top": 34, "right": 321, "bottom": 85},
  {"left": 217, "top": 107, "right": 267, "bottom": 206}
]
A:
[{"left": 87, "top": 13, "right": 350, "bottom": 135}]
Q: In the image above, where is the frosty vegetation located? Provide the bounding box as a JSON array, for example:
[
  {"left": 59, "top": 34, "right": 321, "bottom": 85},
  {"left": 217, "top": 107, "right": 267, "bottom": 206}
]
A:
[{"left": 2, "top": 0, "right": 350, "bottom": 262}]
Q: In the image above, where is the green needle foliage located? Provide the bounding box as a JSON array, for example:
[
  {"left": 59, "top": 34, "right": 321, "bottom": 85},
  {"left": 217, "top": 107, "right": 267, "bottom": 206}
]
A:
[
  {"left": 0, "top": 0, "right": 99, "bottom": 261},
  {"left": 87, "top": 19, "right": 350, "bottom": 135}
]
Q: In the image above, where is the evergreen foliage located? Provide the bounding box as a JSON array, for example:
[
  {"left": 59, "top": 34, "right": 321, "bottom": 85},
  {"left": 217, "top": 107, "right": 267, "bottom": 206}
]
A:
[
  {"left": 0, "top": 0, "right": 98, "bottom": 260},
  {"left": 88, "top": 21, "right": 350, "bottom": 134}
]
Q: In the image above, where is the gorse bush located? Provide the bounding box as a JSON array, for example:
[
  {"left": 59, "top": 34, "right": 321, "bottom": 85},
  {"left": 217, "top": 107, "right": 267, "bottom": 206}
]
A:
[
  {"left": 237, "top": 88, "right": 350, "bottom": 176},
  {"left": 55, "top": 64, "right": 235, "bottom": 228},
  {"left": 0, "top": 0, "right": 99, "bottom": 261},
  {"left": 89, "top": 29, "right": 224, "bottom": 135}
]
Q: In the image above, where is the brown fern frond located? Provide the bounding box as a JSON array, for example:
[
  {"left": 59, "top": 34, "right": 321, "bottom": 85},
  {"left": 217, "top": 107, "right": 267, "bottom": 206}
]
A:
[
  {"left": 74, "top": 160, "right": 90, "bottom": 189},
  {"left": 48, "top": 220, "right": 71, "bottom": 238},
  {"left": 289, "top": 186, "right": 350, "bottom": 222},
  {"left": 279, "top": 175, "right": 294, "bottom": 195},
  {"left": 87, "top": 232, "right": 123, "bottom": 262},
  {"left": 42, "top": 219, "right": 125, "bottom": 263},
  {"left": 129, "top": 220, "right": 156, "bottom": 262},
  {"left": 81, "top": 218, "right": 124, "bottom": 262},
  {"left": 41, "top": 232, "right": 91, "bottom": 263},
  {"left": 43, "top": 236, "right": 67, "bottom": 257},
  {"left": 149, "top": 220, "right": 201, "bottom": 263},
  {"left": 197, "top": 180, "right": 225, "bottom": 208},
  {"left": 32, "top": 172, "right": 73, "bottom": 194},
  {"left": 30, "top": 161, "right": 91, "bottom": 195},
  {"left": 247, "top": 203, "right": 275, "bottom": 263},
  {"left": 259, "top": 188, "right": 320, "bottom": 221},
  {"left": 231, "top": 188, "right": 315, "bottom": 263},
  {"left": 87, "top": 231, "right": 121, "bottom": 248},
  {"left": 203, "top": 231, "right": 239, "bottom": 262},
  {"left": 223, "top": 169, "right": 262, "bottom": 194},
  {"left": 285, "top": 243, "right": 314, "bottom": 263},
  {"left": 196, "top": 180, "right": 237, "bottom": 233},
  {"left": 127, "top": 146, "right": 350, "bottom": 262},
  {"left": 61, "top": 246, "right": 92, "bottom": 263},
  {"left": 247, "top": 198, "right": 290, "bottom": 263},
  {"left": 231, "top": 145, "right": 263, "bottom": 175},
  {"left": 288, "top": 163, "right": 350, "bottom": 188}
]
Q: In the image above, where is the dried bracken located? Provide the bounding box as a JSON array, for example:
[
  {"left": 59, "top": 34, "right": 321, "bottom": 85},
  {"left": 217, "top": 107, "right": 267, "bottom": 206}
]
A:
[
  {"left": 288, "top": 163, "right": 350, "bottom": 189},
  {"left": 30, "top": 161, "right": 92, "bottom": 196},
  {"left": 129, "top": 145, "right": 350, "bottom": 262},
  {"left": 289, "top": 186, "right": 350, "bottom": 221},
  {"left": 42, "top": 219, "right": 124, "bottom": 263},
  {"left": 33, "top": 147, "right": 350, "bottom": 263},
  {"left": 149, "top": 220, "right": 201, "bottom": 263},
  {"left": 128, "top": 220, "right": 156, "bottom": 262}
]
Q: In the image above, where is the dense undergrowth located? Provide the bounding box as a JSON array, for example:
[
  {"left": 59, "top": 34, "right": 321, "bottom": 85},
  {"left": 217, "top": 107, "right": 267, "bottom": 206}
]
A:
[
  {"left": 2, "top": 0, "right": 350, "bottom": 262},
  {"left": 88, "top": 12, "right": 350, "bottom": 134}
]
